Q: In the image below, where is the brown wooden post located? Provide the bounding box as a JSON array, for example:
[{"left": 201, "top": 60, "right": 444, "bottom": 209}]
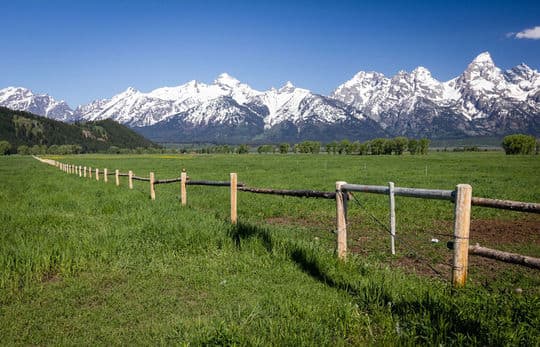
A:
[
  {"left": 96, "top": 168, "right": 99, "bottom": 181},
  {"left": 115, "top": 169, "right": 120, "bottom": 186},
  {"left": 181, "top": 170, "right": 187, "bottom": 206},
  {"left": 150, "top": 172, "right": 155, "bottom": 200},
  {"left": 128, "top": 170, "right": 133, "bottom": 189},
  {"left": 84, "top": 166, "right": 87, "bottom": 177},
  {"left": 89, "top": 167, "right": 92, "bottom": 178},
  {"left": 336, "top": 181, "right": 348, "bottom": 260},
  {"left": 452, "top": 184, "right": 472, "bottom": 288},
  {"left": 230, "top": 173, "right": 237, "bottom": 224},
  {"left": 79, "top": 166, "right": 82, "bottom": 177},
  {"left": 104, "top": 168, "right": 108, "bottom": 183}
]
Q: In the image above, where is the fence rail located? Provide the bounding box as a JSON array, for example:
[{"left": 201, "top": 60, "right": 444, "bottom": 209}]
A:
[{"left": 34, "top": 156, "right": 540, "bottom": 288}]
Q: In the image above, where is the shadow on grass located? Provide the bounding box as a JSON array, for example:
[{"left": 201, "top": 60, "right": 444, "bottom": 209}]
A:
[
  {"left": 227, "top": 222, "right": 534, "bottom": 345},
  {"left": 229, "top": 222, "right": 273, "bottom": 253}
]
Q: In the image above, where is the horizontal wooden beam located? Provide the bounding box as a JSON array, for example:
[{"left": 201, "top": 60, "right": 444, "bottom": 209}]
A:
[
  {"left": 471, "top": 197, "right": 540, "bottom": 214},
  {"left": 239, "top": 186, "right": 336, "bottom": 199},
  {"left": 447, "top": 242, "right": 540, "bottom": 270}
]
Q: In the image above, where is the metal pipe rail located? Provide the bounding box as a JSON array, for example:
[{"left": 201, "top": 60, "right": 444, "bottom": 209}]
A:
[
  {"left": 341, "top": 183, "right": 540, "bottom": 213},
  {"left": 341, "top": 183, "right": 455, "bottom": 201}
]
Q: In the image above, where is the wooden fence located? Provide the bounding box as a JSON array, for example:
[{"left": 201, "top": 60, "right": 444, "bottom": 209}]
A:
[{"left": 33, "top": 156, "right": 540, "bottom": 288}]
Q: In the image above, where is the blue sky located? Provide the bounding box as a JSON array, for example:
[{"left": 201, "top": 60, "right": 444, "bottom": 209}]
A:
[{"left": 0, "top": 0, "right": 539, "bottom": 106}]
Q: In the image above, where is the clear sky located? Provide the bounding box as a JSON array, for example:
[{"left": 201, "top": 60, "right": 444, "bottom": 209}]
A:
[{"left": 1, "top": 0, "right": 539, "bottom": 106}]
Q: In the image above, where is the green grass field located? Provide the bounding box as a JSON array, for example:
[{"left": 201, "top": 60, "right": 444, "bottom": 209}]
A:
[{"left": 1, "top": 153, "right": 539, "bottom": 345}]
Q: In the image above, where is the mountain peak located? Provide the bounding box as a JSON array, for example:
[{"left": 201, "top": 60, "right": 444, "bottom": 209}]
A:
[
  {"left": 214, "top": 73, "right": 240, "bottom": 86},
  {"left": 471, "top": 52, "right": 494, "bottom": 65},
  {"left": 278, "top": 81, "right": 296, "bottom": 93},
  {"left": 412, "top": 66, "right": 431, "bottom": 75},
  {"left": 124, "top": 87, "right": 139, "bottom": 94}
]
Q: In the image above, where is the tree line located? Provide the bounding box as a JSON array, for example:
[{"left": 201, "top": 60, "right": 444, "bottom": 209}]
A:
[{"left": 256, "top": 137, "right": 430, "bottom": 155}]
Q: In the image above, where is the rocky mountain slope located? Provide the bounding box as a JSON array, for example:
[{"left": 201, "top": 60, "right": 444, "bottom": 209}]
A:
[{"left": 1, "top": 52, "right": 538, "bottom": 142}]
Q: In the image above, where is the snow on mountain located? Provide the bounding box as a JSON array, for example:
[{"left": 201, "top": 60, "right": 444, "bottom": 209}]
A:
[
  {"left": 74, "top": 73, "right": 263, "bottom": 127},
  {"left": 332, "top": 52, "right": 540, "bottom": 136},
  {"left": 250, "top": 81, "right": 362, "bottom": 129},
  {"left": 2, "top": 52, "right": 538, "bottom": 141},
  {"left": 0, "top": 87, "right": 74, "bottom": 121}
]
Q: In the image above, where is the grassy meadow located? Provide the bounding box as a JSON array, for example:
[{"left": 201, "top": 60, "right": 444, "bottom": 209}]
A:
[{"left": 0, "top": 152, "right": 539, "bottom": 345}]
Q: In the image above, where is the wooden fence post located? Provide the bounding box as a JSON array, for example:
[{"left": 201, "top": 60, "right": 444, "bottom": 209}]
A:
[
  {"left": 336, "top": 181, "right": 348, "bottom": 260},
  {"left": 230, "top": 173, "right": 237, "bottom": 224},
  {"left": 150, "top": 172, "right": 155, "bottom": 200},
  {"left": 79, "top": 166, "right": 82, "bottom": 177},
  {"left": 84, "top": 166, "right": 87, "bottom": 177},
  {"left": 104, "top": 168, "right": 108, "bottom": 183},
  {"left": 181, "top": 170, "right": 187, "bottom": 206},
  {"left": 452, "top": 184, "right": 472, "bottom": 288},
  {"left": 96, "top": 168, "right": 99, "bottom": 181},
  {"left": 389, "top": 181, "right": 396, "bottom": 255},
  {"left": 128, "top": 170, "right": 133, "bottom": 189},
  {"left": 115, "top": 169, "right": 119, "bottom": 186},
  {"left": 89, "top": 167, "right": 92, "bottom": 178}
]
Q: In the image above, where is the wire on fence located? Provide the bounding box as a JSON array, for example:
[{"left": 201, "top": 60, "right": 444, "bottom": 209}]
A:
[{"left": 348, "top": 192, "right": 447, "bottom": 278}]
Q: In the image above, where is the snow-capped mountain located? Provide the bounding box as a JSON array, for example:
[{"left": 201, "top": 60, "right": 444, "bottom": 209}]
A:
[
  {"left": 0, "top": 87, "right": 74, "bottom": 121},
  {"left": 138, "top": 80, "right": 384, "bottom": 143},
  {"left": 73, "top": 73, "right": 262, "bottom": 127},
  {"left": 332, "top": 52, "right": 540, "bottom": 137},
  {"left": 1, "top": 52, "right": 538, "bottom": 142}
]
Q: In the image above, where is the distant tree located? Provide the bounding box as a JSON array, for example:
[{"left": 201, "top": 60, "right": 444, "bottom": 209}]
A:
[
  {"left": 408, "top": 139, "right": 419, "bottom": 154},
  {"left": 338, "top": 139, "right": 351, "bottom": 155},
  {"left": 296, "top": 141, "right": 320, "bottom": 154},
  {"left": 237, "top": 144, "right": 249, "bottom": 154},
  {"left": 17, "top": 145, "right": 29, "bottom": 155},
  {"left": 358, "top": 142, "right": 368, "bottom": 155},
  {"left": 502, "top": 134, "right": 536, "bottom": 155},
  {"left": 30, "top": 145, "right": 44, "bottom": 155},
  {"left": 369, "top": 139, "right": 384, "bottom": 155},
  {"left": 382, "top": 139, "right": 394, "bottom": 155},
  {"left": 419, "top": 138, "right": 430, "bottom": 155},
  {"left": 279, "top": 143, "right": 290, "bottom": 154},
  {"left": 257, "top": 145, "right": 273, "bottom": 154},
  {"left": 0, "top": 140, "right": 11, "bottom": 155},
  {"left": 106, "top": 145, "right": 119, "bottom": 154},
  {"left": 393, "top": 137, "right": 409, "bottom": 155},
  {"left": 351, "top": 141, "right": 361, "bottom": 154},
  {"left": 326, "top": 141, "right": 337, "bottom": 154},
  {"left": 47, "top": 144, "right": 60, "bottom": 154}
]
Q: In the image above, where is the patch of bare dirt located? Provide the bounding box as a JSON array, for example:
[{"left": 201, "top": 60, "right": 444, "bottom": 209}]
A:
[{"left": 41, "top": 272, "right": 61, "bottom": 284}]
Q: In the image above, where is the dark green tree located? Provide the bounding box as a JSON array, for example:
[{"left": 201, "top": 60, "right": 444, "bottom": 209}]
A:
[{"left": 502, "top": 134, "right": 536, "bottom": 155}]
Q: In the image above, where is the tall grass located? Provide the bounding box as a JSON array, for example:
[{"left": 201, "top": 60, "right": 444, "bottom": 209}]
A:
[{"left": 0, "top": 154, "right": 538, "bottom": 345}]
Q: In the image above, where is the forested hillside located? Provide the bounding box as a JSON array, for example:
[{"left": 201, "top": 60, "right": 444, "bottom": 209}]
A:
[{"left": 0, "top": 106, "right": 158, "bottom": 152}]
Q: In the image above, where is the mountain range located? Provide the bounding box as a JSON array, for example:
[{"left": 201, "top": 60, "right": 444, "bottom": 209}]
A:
[{"left": 1, "top": 52, "right": 538, "bottom": 143}]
